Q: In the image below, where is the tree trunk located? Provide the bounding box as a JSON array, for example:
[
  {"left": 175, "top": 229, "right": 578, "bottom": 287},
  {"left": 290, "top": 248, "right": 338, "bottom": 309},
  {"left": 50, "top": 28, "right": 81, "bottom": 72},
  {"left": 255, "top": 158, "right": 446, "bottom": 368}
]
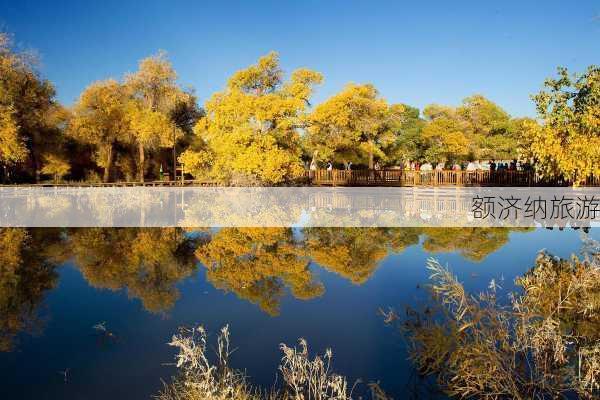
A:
[
  {"left": 367, "top": 139, "right": 375, "bottom": 182},
  {"left": 103, "top": 144, "right": 114, "bottom": 183},
  {"left": 31, "top": 150, "right": 40, "bottom": 183},
  {"left": 32, "top": 132, "right": 41, "bottom": 183},
  {"left": 138, "top": 142, "right": 145, "bottom": 183},
  {"left": 172, "top": 128, "right": 177, "bottom": 182},
  {"left": 173, "top": 145, "right": 176, "bottom": 182},
  {"left": 34, "top": 158, "right": 40, "bottom": 183}
]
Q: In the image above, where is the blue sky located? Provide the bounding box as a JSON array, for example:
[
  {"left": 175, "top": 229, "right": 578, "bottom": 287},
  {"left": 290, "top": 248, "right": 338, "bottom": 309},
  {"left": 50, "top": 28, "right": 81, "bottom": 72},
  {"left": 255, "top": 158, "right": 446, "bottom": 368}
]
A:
[{"left": 2, "top": 0, "right": 598, "bottom": 116}]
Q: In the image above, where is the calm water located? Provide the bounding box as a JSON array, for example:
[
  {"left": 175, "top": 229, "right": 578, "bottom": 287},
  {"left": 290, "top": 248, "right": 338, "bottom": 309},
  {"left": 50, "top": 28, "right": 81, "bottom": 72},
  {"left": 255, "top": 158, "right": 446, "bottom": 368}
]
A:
[{"left": 0, "top": 227, "right": 596, "bottom": 399}]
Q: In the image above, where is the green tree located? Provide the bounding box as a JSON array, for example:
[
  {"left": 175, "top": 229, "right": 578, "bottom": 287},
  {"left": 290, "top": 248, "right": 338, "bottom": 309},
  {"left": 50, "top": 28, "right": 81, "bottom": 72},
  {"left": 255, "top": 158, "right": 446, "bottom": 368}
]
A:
[
  {"left": 458, "top": 95, "right": 511, "bottom": 136},
  {"left": 166, "top": 93, "right": 204, "bottom": 179},
  {"left": 420, "top": 96, "right": 519, "bottom": 163},
  {"left": 387, "top": 104, "right": 426, "bottom": 165},
  {"left": 458, "top": 95, "right": 515, "bottom": 160},
  {"left": 421, "top": 105, "right": 470, "bottom": 163}
]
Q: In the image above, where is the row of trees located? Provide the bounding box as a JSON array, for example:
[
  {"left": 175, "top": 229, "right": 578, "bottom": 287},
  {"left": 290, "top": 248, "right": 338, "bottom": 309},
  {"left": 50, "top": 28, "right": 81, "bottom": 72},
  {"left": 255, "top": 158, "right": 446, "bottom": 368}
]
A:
[
  {"left": 1, "top": 33, "right": 201, "bottom": 183},
  {"left": 173, "top": 52, "right": 537, "bottom": 181},
  {"left": 1, "top": 32, "right": 598, "bottom": 184}
]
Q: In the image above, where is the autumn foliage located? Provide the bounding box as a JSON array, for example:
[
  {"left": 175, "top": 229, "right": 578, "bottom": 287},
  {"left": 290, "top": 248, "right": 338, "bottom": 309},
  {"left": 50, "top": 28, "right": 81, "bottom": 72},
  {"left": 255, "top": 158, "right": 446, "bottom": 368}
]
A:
[{"left": 1, "top": 30, "right": 598, "bottom": 184}]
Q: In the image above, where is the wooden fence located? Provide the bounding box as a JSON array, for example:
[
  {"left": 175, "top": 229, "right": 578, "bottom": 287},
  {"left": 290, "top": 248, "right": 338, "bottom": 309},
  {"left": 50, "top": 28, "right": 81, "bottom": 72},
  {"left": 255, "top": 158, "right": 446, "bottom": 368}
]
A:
[
  {"left": 307, "top": 169, "right": 600, "bottom": 187},
  {"left": 2, "top": 170, "right": 600, "bottom": 188}
]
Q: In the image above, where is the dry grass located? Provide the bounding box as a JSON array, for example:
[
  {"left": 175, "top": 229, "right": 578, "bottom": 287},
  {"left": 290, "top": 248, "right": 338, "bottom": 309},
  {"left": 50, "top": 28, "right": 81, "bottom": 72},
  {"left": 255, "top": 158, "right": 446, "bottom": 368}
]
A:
[
  {"left": 156, "top": 325, "right": 389, "bottom": 400},
  {"left": 156, "top": 325, "right": 261, "bottom": 400},
  {"left": 397, "top": 246, "right": 600, "bottom": 400},
  {"left": 279, "top": 339, "right": 349, "bottom": 400}
]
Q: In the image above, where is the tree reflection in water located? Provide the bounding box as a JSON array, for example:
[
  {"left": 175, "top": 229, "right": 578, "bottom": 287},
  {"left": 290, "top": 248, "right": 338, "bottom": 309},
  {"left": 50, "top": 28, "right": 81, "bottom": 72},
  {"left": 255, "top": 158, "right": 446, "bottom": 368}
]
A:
[
  {"left": 420, "top": 227, "right": 532, "bottom": 262},
  {"left": 0, "top": 228, "right": 64, "bottom": 351},
  {"left": 303, "top": 228, "right": 421, "bottom": 284},
  {"left": 196, "top": 228, "right": 324, "bottom": 316},
  {"left": 68, "top": 228, "right": 199, "bottom": 313},
  {"left": 0, "top": 226, "right": 532, "bottom": 351}
]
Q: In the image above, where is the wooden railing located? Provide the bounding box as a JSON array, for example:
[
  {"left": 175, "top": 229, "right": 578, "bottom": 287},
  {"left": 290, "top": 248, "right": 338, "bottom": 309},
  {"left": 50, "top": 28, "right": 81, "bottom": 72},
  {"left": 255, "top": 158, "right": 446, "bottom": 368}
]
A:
[
  {"left": 306, "top": 169, "right": 600, "bottom": 187},
  {"left": 2, "top": 171, "right": 599, "bottom": 188}
]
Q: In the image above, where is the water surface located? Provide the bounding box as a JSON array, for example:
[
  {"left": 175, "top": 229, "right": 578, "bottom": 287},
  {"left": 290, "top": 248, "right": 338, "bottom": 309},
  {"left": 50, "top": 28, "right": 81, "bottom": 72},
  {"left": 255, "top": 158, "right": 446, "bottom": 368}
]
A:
[{"left": 0, "top": 227, "right": 594, "bottom": 399}]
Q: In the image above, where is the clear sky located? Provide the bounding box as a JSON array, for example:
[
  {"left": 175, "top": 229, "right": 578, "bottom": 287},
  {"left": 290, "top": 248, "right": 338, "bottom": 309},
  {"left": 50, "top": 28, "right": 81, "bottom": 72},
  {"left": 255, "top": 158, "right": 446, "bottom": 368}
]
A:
[{"left": 1, "top": 0, "right": 598, "bottom": 116}]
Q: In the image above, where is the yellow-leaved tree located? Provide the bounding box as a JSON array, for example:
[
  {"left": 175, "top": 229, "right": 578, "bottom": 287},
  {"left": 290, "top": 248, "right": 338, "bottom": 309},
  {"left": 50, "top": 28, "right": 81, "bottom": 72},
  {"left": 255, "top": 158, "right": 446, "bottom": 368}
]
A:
[
  {"left": 525, "top": 66, "right": 600, "bottom": 184},
  {"left": 303, "top": 228, "right": 420, "bottom": 284},
  {"left": 41, "top": 153, "right": 70, "bottom": 183},
  {"left": 68, "top": 79, "right": 130, "bottom": 182},
  {"left": 125, "top": 52, "right": 186, "bottom": 182},
  {"left": 179, "top": 52, "right": 322, "bottom": 184},
  {"left": 0, "top": 228, "right": 63, "bottom": 351},
  {"left": 0, "top": 105, "right": 26, "bottom": 165},
  {"left": 0, "top": 32, "right": 61, "bottom": 182},
  {"left": 421, "top": 104, "right": 470, "bottom": 163},
  {"left": 125, "top": 101, "right": 180, "bottom": 181},
  {"left": 307, "top": 83, "right": 400, "bottom": 168}
]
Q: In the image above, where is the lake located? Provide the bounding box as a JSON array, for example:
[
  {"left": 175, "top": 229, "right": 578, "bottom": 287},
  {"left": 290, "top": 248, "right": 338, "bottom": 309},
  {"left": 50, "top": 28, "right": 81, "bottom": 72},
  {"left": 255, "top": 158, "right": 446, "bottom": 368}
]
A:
[{"left": 0, "top": 227, "right": 596, "bottom": 399}]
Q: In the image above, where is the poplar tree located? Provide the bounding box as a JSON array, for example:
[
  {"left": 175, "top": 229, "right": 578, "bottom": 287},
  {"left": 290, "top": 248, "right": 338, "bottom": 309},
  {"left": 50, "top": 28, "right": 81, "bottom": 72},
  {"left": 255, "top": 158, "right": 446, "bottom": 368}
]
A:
[{"left": 179, "top": 52, "right": 322, "bottom": 184}]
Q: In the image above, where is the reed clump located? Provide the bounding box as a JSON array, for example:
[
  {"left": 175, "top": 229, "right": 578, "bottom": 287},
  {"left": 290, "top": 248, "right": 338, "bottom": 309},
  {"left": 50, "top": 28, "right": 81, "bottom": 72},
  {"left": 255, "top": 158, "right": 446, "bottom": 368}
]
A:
[
  {"left": 399, "top": 250, "right": 600, "bottom": 400},
  {"left": 156, "top": 324, "right": 388, "bottom": 400}
]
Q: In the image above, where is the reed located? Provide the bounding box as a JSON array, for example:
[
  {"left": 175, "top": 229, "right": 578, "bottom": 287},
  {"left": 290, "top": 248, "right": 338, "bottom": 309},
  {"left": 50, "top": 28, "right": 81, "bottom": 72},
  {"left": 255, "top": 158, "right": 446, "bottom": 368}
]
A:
[
  {"left": 398, "top": 249, "right": 600, "bottom": 399},
  {"left": 156, "top": 325, "right": 388, "bottom": 400}
]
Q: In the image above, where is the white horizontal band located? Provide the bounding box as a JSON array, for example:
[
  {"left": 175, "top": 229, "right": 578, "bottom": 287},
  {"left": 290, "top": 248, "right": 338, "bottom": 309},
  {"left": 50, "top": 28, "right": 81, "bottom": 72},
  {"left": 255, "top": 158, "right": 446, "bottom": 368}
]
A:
[{"left": 1, "top": 186, "right": 600, "bottom": 227}]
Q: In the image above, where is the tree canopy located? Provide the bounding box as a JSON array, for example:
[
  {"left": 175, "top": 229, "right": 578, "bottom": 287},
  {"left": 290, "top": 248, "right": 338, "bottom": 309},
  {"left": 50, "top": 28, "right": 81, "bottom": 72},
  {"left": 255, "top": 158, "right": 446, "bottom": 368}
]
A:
[
  {"left": 67, "top": 53, "right": 197, "bottom": 182},
  {"left": 0, "top": 33, "right": 64, "bottom": 182},
  {"left": 0, "top": 226, "right": 531, "bottom": 339},
  {"left": 179, "top": 52, "right": 322, "bottom": 184},
  {"left": 125, "top": 52, "right": 189, "bottom": 182},
  {"left": 307, "top": 83, "right": 400, "bottom": 168},
  {"left": 0, "top": 228, "right": 63, "bottom": 351},
  {"left": 419, "top": 95, "right": 518, "bottom": 163},
  {"left": 1, "top": 29, "right": 597, "bottom": 184},
  {"left": 69, "top": 79, "right": 131, "bottom": 182},
  {"left": 525, "top": 65, "right": 600, "bottom": 184}
]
